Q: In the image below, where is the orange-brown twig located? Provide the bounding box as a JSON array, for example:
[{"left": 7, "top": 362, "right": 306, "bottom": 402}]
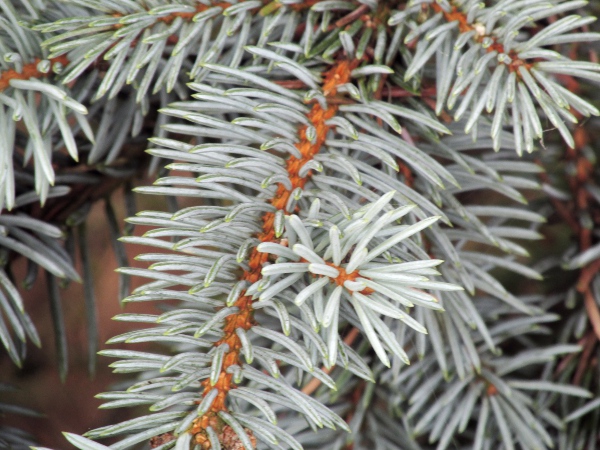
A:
[
  {"left": 430, "top": 4, "right": 533, "bottom": 75},
  {"left": 0, "top": 55, "right": 69, "bottom": 92}
]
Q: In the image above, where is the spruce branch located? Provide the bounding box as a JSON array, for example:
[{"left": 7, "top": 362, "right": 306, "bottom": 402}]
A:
[
  {"left": 534, "top": 74, "right": 600, "bottom": 440},
  {"left": 190, "top": 59, "right": 359, "bottom": 445},
  {"left": 3, "top": 1, "right": 600, "bottom": 449},
  {"left": 394, "top": 0, "right": 600, "bottom": 153},
  {"left": 75, "top": 2, "right": 567, "bottom": 448}
]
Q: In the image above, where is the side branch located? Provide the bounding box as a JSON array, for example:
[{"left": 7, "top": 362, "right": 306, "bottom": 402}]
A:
[{"left": 190, "top": 59, "right": 358, "bottom": 447}]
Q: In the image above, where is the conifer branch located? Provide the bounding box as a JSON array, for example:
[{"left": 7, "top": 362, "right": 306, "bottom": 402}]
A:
[
  {"left": 3, "top": 1, "right": 600, "bottom": 449},
  {"left": 191, "top": 59, "right": 357, "bottom": 443},
  {"left": 394, "top": 0, "right": 600, "bottom": 153}
]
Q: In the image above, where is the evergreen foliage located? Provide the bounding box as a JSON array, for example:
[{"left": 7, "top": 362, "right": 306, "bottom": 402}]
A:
[{"left": 1, "top": 0, "right": 600, "bottom": 449}]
